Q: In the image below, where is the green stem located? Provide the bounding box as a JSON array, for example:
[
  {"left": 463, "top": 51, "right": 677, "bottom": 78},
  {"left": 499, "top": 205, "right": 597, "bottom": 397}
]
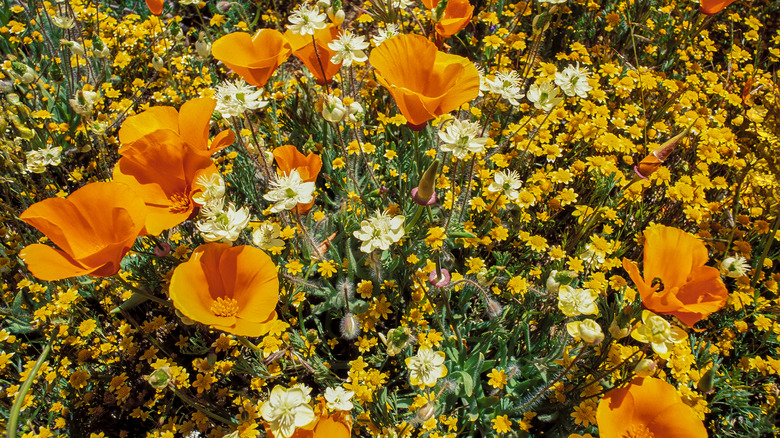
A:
[
  {"left": 8, "top": 340, "right": 53, "bottom": 438},
  {"left": 170, "top": 386, "right": 236, "bottom": 425}
]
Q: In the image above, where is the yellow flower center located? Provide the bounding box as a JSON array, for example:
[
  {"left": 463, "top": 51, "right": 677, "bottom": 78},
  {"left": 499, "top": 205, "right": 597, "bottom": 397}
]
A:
[
  {"left": 169, "top": 192, "right": 191, "bottom": 214},
  {"left": 210, "top": 297, "right": 239, "bottom": 317},
  {"left": 625, "top": 424, "right": 654, "bottom": 438}
]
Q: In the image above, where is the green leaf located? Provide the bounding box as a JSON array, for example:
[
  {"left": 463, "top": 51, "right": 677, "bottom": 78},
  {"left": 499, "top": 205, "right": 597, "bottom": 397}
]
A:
[{"left": 452, "top": 370, "right": 474, "bottom": 397}]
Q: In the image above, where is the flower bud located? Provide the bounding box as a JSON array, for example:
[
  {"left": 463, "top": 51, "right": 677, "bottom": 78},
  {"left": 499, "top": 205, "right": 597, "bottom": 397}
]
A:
[
  {"left": 608, "top": 320, "right": 631, "bottom": 339},
  {"left": 545, "top": 270, "right": 577, "bottom": 294},
  {"left": 566, "top": 319, "right": 604, "bottom": 345},
  {"left": 412, "top": 159, "right": 439, "bottom": 205},
  {"left": 328, "top": 7, "right": 345, "bottom": 25},
  {"left": 61, "top": 39, "right": 86, "bottom": 57},
  {"left": 322, "top": 94, "right": 347, "bottom": 123},
  {"left": 340, "top": 312, "right": 361, "bottom": 340},
  {"left": 415, "top": 402, "right": 436, "bottom": 423},
  {"left": 148, "top": 366, "right": 173, "bottom": 389},
  {"left": 195, "top": 35, "right": 211, "bottom": 58},
  {"left": 697, "top": 364, "right": 719, "bottom": 394},
  {"left": 634, "top": 128, "right": 691, "bottom": 179},
  {"left": 634, "top": 358, "right": 657, "bottom": 377},
  {"left": 152, "top": 56, "right": 165, "bottom": 72},
  {"left": 154, "top": 241, "right": 172, "bottom": 257},
  {"left": 485, "top": 298, "right": 503, "bottom": 319},
  {"left": 216, "top": 1, "right": 231, "bottom": 13}
]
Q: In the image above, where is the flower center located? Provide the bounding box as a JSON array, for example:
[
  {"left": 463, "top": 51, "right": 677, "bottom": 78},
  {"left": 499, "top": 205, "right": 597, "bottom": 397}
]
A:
[
  {"left": 210, "top": 297, "right": 239, "bottom": 317},
  {"left": 169, "top": 192, "right": 191, "bottom": 214},
  {"left": 625, "top": 424, "right": 654, "bottom": 438}
]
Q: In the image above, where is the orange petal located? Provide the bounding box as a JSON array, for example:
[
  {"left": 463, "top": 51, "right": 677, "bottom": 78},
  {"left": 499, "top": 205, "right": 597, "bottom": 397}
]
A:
[
  {"left": 118, "top": 106, "right": 179, "bottom": 151},
  {"left": 286, "top": 26, "right": 342, "bottom": 84},
  {"left": 644, "top": 403, "right": 708, "bottom": 437},
  {"left": 145, "top": 0, "right": 164, "bottom": 15},
  {"left": 178, "top": 98, "right": 217, "bottom": 153},
  {"left": 20, "top": 244, "right": 100, "bottom": 281},
  {"left": 210, "top": 129, "right": 235, "bottom": 154},
  {"left": 170, "top": 245, "right": 232, "bottom": 326},
  {"left": 436, "top": 0, "right": 474, "bottom": 38},
  {"left": 231, "top": 246, "right": 279, "bottom": 323},
  {"left": 212, "top": 30, "right": 292, "bottom": 87},
  {"left": 313, "top": 415, "right": 351, "bottom": 438},
  {"left": 700, "top": 0, "right": 738, "bottom": 14},
  {"left": 642, "top": 225, "right": 708, "bottom": 290},
  {"left": 673, "top": 266, "right": 728, "bottom": 326}
]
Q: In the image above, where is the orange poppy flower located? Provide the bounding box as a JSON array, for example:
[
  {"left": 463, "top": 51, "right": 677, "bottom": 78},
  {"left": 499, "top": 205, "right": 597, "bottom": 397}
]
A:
[
  {"left": 597, "top": 377, "right": 707, "bottom": 438},
  {"left": 169, "top": 243, "right": 279, "bottom": 337},
  {"left": 19, "top": 182, "right": 147, "bottom": 281},
  {"left": 700, "top": 0, "right": 737, "bottom": 14},
  {"left": 425, "top": 0, "right": 474, "bottom": 38},
  {"left": 285, "top": 25, "right": 343, "bottom": 85},
  {"left": 623, "top": 225, "right": 728, "bottom": 326},
  {"left": 273, "top": 145, "right": 323, "bottom": 215},
  {"left": 118, "top": 98, "right": 234, "bottom": 157},
  {"left": 145, "top": 0, "right": 163, "bottom": 15},
  {"left": 369, "top": 34, "right": 480, "bottom": 129},
  {"left": 212, "top": 29, "right": 292, "bottom": 87}
]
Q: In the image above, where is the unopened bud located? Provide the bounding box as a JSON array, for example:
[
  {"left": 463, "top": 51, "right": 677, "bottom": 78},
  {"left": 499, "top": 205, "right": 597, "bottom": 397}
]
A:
[
  {"left": 154, "top": 241, "right": 172, "bottom": 257},
  {"left": 328, "top": 7, "right": 345, "bottom": 25},
  {"left": 416, "top": 402, "right": 436, "bottom": 423},
  {"left": 152, "top": 56, "right": 165, "bottom": 72},
  {"left": 148, "top": 366, "right": 173, "bottom": 389},
  {"left": 195, "top": 36, "right": 211, "bottom": 58},
  {"left": 428, "top": 268, "right": 450, "bottom": 287},
  {"left": 485, "top": 298, "right": 503, "bottom": 319},
  {"left": 608, "top": 320, "right": 631, "bottom": 339},
  {"left": 635, "top": 128, "right": 691, "bottom": 179},
  {"left": 697, "top": 364, "right": 719, "bottom": 394},
  {"left": 412, "top": 159, "right": 439, "bottom": 205},
  {"left": 634, "top": 358, "right": 657, "bottom": 377},
  {"left": 216, "top": 1, "right": 231, "bottom": 13},
  {"left": 306, "top": 329, "right": 318, "bottom": 343},
  {"left": 340, "top": 312, "right": 361, "bottom": 340}
]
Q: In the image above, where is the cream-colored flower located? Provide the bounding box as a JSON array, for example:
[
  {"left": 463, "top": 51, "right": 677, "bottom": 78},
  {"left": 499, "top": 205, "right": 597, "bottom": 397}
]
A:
[
  {"left": 328, "top": 31, "right": 369, "bottom": 67},
  {"left": 261, "top": 386, "right": 315, "bottom": 438},
  {"left": 353, "top": 210, "right": 405, "bottom": 253},
  {"left": 252, "top": 222, "right": 285, "bottom": 250},
  {"left": 286, "top": 3, "right": 327, "bottom": 35},
  {"left": 324, "top": 386, "right": 354, "bottom": 411},
  {"left": 264, "top": 169, "right": 316, "bottom": 213},
  {"left": 631, "top": 311, "right": 687, "bottom": 359},
  {"left": 405, "top": 346, "right": 447, "bottom": 387},
  {"left": 438, "top": 119, "right": 488, "bottom": 159},
  {"left": 26, "top": 145, "right": 62, "bottom": 174},
  {"left": 196, "top": 203, "right": 251, "bottom": 243},
  {"left": 557, "top": 285, "right": 599, "bottom": 317},
  {"left": 487, "top": 170, "right": 522, "bottom": 201},
  {"left": 720, "top": 255, "right": 749, "bottom": 278},
  {"left": 566, "top": 319, "right": 604, "bottom": 344},
  {"left": 526, "top": 81, "right": 563, "bottom": 112}
]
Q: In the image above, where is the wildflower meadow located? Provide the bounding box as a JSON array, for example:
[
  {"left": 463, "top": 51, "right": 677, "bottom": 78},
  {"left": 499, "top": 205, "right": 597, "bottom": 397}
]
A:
[{"left": 1, "top": 0, "right": 780, "bottom": 436}]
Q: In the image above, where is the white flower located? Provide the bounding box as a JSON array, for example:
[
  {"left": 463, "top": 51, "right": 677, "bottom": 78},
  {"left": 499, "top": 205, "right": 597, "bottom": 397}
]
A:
[
  {"left": 557, "top": 285, "right": 599, "bottom": 317},
  {"left": 485, "top": 70, "right": 524, "bottom": 105},
  {"left": 322, "top": 94, "right": 363, "bottom": 123},
  {"left": 324, "top": 386, "right": 354, "bottom": 411},
  {"left": 328, "top": 31, "right": 369, "bottom": 67},
  {"left": 69, "top": 90, "right": 99, "bottom": 117},
  {"left": 352, "top": 210, "right": 405, "bottom": 253},
  {"left": 438, "top": 119, "right": 488, "bottom": 159},
  {"left": 252, "top": 222, "right": 285, "bottom": 250},
  {"left": 179, "top": 0, "right": 200, "bottom": 5},
  {"left": 287, "top": 3, "right": 327, "bottom": 36},
  {"left": 631, "top": 311, "right": 686, "bottom": 360},
  {"left": 214, "top": 80, "right": 268, "bottom": 118},
  {"left": 545, "top": 270, "right": 577, "bottom": 294},
  {"left": 60, "top": 39, "right": 86, "bottom": 57},
  {"left": 264, "top": 169, "right": 317, "bottom": 213},
  {"left": 260, "top": 386, "right": 316, "bottom": 438},
  {"left": 487, "top": 170, "right": 522, "bottom": 201},
  {"left": 372, "top": 24, "right": 400, "bottom": 46},
  {"left": 193, "top": 172, "right": 226, "bottom": 206},
  {"left": 196, "top": 203, "right": 251, "bottom": 243},
  {"left": 566, "top": 319, "right": 604, "bottom": 344},
  {"left": 554, "top": 63, "right": 592, "bottom": 98},
  {"left": 579, "top": 243, "right": 605, "bottom": 267},
  {"left": 720, "top": 255, "right": 750, "bottom": 278},
  {"left": 195, "top": 38, "right": 211, "bottom": 58},
  {"left": 51, "top": 13, "right": 76, "bottom": 29},
  {"left": 392, "top": 0, "right": 413, "bottom": 8},
  {"left": 26, "top": 145, "right": 63, "bottom": 173},
  {"left": 405, "top": 347, "right": 447, "bottom": 387},
  {"left": 526, "top": 81, "right": 564, "bottom": 112}
]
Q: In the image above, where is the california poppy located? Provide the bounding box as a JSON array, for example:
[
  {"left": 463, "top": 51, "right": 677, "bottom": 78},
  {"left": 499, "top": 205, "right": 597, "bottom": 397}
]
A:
[
  {"left": 212, "top": 29, "right": 292, "bottom": 87},
  {"left": 19, "top": 182, "right": 147, "bottom": 281},
  {"left": 145, "top": 0, "right": 163, "bottom": 15},
  {"left": 634, "top": 129, "right": 688, "bottom": 179},
  {"left": 285, "top": 25, "right": 343, "bottom": 85},
  {"left": 597, "top": 377, "right": 707, "bottom": 438},
  {"left": 118, "top": 98, "right": 234, "bottom": 157},
  {"left": 273, "top": 145, "right": 322, "bottom": 215},
  {"left": 169, "top": 243, "right": 279, "bottom": 337},
  {"left": 113, "top": 131, "right": 219, "bottom": 236},
  {"left": 369, "top": 34, "right": 480, "bottom": 129},
  {"left": 426, "top": 0, "right": 474, "bottom": 39},
  {"left": 623, "top": 225, "right": 728, "bottom": 326},
  {"left": 700, "top": 0, "right": 737, "bottom": 14}
]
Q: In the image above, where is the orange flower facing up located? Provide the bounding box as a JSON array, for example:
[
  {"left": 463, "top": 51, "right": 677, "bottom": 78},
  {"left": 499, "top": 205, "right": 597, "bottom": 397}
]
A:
[
  {"left": 212, "top": 29, "right": 292, "bottom": 87},
  {"left": 425, "top": 0, "right": 474, "bottom": 38},
  {"left": 597, "top": 377, "right": 707, "bottom": 438},
  {"left": 118, "top": 98, "right": 234, "bottom": 157},
  {"left": 700, "top": 0, "right": 738, "bottom": 14},
  {"left": 19, "top": 182, "right": 147, "bottom": 281},
  {"left": 273, "top": 145, "right": 323, "bottom": 215},
  {"left": 285, "top": 25, "right": 342, "bottom": 85},
  {"left": 370, "top": 34, "right": 480, "bottom": 129},
  {"left": 169, "top": 243, "right": 279, "bottom": 337},
  {"left": 623, "top": 225, "right": 728, "bottom": 326}
]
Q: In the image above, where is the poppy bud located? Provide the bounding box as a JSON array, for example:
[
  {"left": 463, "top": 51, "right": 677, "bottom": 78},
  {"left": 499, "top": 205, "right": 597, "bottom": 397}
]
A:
[
  {"left": 416, "top": 402, "right": 436, "bottom": 423},
  {"left": 485, "top": 298, "right": 503, "bottom": 319},
  {"left": 340, "top": 312, "right": 361, "bottom": 340},
  {"left": 152, "top": 56, "right": 165, "bottom": 72},
  {"left": 634, "top": 129, "right": 690, "bottom": 179},
  {"left": 154, "top": 241, "right": 172, "bottom": 257},
  {"left": 634, "top": 358, "right": 657, "bottom": 377},
  {"left": 412, "top": 159, "right": 439, "bottom": 205},
  {"left": 697, "top": 364, "right": 718, "bottom": 394},
  {"left": 216, "top": 1, "right": 231, "bottom": 13}
]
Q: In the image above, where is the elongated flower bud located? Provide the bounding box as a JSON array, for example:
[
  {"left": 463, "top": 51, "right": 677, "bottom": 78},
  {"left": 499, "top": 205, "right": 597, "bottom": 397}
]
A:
[
  {"left": 697, "top": 364, "right": 719, "bottom": 394},
  {"left": 412, "top": 159, "right": 439, "bottom": 205},
  {"left": 634, "top": 129, "right": 690, "bottom": 179}
]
